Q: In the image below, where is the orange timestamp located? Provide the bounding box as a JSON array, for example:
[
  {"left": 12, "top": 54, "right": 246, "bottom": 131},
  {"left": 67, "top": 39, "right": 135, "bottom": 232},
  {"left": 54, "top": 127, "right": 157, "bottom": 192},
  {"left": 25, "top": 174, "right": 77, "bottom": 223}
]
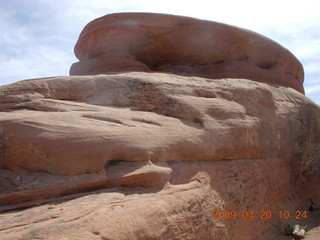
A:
[{"left": 211, "top": 210, "right": 307, "bottom": 220}]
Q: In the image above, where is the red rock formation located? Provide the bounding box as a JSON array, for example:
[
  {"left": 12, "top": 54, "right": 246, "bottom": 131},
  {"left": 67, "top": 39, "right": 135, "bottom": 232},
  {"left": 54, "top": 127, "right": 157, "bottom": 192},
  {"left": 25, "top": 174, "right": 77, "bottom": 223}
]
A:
[
  {"left": 1, "top": 13, "right": 319, "bottom": 240},
  {"left": 70, "top": 13, "right": 304, "bottom": 94},
  {"left": 0, "top": 72, "right": 319, "bottom": 239}
]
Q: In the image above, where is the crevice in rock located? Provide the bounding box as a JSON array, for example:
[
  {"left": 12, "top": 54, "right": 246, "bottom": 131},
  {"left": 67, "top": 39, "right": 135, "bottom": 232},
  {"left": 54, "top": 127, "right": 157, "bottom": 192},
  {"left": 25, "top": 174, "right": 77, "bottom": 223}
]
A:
[
  {"left": 131, "top": 117, "right": 162, "bottom": 126},
  {"left": 0, "top": 105, "right": 38, "bottom": 111},
  {"left": 238, "top": 56, "right": 249, "bottom": 61},
  {"left": 214, "top": 60, "right": 225, "bottom": 64},
  {"left": 192, "top": 89, "right": 218, "bottom": 98},
  {"left": 178, "top": 118, "right": 204, "bottom": 129},
  {"left": 82, "top": 114, "right": 124, "bottom": 125},
  {"left": 256, "top": 61, "right": 278, "bottom": 69},
  {"left": 285, "top": 70, "right": 299, "bottom": 81}
]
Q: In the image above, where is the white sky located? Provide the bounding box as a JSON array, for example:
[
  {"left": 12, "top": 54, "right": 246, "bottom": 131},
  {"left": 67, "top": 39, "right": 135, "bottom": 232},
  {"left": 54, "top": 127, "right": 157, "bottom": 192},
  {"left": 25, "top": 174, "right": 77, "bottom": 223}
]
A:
[{"left": 1, "top": 0, "right": 320, "bottom": 104}]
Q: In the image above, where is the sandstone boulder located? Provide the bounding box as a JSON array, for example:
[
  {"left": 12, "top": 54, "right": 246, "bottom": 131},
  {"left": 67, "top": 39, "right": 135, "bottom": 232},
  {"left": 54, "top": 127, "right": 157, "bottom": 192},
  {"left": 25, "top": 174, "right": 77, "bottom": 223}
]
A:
[{"left": 70, "top": 13, "right": 304, "bottom": 94}]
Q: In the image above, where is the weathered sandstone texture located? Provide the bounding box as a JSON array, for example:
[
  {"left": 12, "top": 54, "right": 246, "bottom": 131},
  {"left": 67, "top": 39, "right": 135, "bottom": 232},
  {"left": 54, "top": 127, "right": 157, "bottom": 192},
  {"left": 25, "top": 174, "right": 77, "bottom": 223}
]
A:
[
  {"left": 1, "top": 13, "right": 319, "bottom": 240},
  {"left": 0, "top": 72, "right": 319, "bottom": 240},
  {"left": 70, "top": 13, "right": 305, "bottom": 94}
]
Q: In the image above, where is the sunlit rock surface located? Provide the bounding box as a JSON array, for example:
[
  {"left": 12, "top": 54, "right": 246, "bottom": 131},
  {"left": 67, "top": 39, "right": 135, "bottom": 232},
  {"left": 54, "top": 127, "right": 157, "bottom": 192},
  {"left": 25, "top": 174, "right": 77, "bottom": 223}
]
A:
[
  {"left": 1, "top": 13, "right": 319, "bottom": 240},
  {"left": 70, "top": 13, "right": 304, "bottom": 94}
]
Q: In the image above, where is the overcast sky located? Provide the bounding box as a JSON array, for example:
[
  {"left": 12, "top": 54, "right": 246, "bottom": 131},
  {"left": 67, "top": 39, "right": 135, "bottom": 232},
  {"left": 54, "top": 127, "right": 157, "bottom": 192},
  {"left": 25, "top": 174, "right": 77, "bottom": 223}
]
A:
[{"left": 1, "top": 0, "right": 319, "bottom": 104}]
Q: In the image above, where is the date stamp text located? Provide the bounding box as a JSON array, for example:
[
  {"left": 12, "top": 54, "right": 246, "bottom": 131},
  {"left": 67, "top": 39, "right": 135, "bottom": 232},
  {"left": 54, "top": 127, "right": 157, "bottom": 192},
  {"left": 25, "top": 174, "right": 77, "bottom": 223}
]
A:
[{"left": 211, "top": 210, "right": 307, "bottom": 220}]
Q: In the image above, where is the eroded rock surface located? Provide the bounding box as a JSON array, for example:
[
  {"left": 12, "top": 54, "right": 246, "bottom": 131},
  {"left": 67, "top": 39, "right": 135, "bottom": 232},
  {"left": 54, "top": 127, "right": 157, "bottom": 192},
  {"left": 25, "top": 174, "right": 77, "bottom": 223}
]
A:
[
  {"left": 1, "top": 12, "right": 319, "bottom": 240},
  {"left": 0, "top": 72, "right": 319, "bottom": 240},
  {"left": 70, "top": 13, "right": 304, "bottom": 94}
]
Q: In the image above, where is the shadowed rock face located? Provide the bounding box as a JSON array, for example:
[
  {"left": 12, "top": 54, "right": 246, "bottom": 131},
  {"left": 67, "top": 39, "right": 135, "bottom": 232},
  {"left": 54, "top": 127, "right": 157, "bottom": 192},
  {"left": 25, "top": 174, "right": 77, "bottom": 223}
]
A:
[{"left": 70, "top": 12, "right": 304, "bottom": 94}]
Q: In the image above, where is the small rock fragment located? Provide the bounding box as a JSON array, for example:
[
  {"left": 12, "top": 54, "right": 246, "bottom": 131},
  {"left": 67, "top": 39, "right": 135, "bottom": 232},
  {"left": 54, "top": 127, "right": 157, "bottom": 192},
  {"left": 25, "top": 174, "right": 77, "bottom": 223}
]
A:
[
  {"left": 284, "top": 224, "right": 306, "bottom": 239},
  {"left": 293, "top": 225, "right": 305, "bottom": 239}
]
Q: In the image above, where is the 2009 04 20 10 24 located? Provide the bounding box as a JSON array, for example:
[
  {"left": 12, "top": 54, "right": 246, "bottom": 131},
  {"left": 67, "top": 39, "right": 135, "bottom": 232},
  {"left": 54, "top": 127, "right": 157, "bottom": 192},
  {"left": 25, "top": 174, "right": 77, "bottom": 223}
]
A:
[{"left": 211, "top": 210, "right": 307, "bottom": 220}]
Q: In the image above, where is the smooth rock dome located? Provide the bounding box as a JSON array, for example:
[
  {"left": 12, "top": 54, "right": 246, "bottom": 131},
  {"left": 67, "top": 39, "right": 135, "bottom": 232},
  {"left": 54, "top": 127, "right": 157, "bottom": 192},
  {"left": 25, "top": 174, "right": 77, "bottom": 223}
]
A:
[{"left": 70, "top": 12, "right": 305, "bottom": 94}]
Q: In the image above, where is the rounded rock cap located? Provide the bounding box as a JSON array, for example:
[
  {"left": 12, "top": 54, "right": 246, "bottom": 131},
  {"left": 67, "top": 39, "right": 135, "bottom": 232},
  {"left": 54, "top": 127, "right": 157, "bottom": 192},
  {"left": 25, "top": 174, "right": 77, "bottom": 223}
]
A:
[{"left": 70, "top": 12, "right": 304, "bottom": 94}]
